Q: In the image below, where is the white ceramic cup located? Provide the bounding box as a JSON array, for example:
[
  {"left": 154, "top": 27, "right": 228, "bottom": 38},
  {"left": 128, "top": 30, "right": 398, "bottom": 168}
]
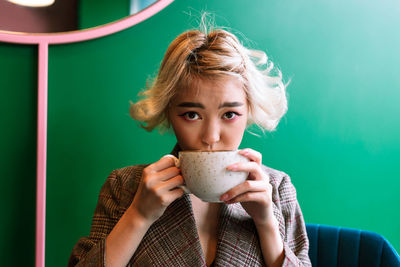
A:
[{"left": 168, "top": 150, "right": 249, "bottom": 202}]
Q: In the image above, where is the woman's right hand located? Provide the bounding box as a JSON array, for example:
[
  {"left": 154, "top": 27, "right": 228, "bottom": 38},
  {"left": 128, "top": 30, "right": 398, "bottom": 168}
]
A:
[
  {"left": 129, "top": 156, "right": 185, "bottom": 224},
  {"left": 105, "top": 156, "right": 184, "bottom": 266}
]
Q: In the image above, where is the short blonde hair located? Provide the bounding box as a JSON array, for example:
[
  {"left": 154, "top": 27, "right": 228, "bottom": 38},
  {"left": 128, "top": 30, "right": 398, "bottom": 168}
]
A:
[{"left": 130, "top": 28, "right": 287, "bottom": 132}]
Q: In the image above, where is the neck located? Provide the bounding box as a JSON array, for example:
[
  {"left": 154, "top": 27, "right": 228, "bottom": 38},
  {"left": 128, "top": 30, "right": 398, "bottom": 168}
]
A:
[
  {"left": 191, "top": 195, "right": 220, "bottom": 228},
  {"left": 190, "top": 195, "right": 220, "bottom": 265}
]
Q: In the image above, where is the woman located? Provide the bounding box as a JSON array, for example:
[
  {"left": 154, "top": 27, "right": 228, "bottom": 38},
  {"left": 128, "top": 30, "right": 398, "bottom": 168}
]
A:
[{"left": 69, "top": 26, "right": 311, "bottom": 267}]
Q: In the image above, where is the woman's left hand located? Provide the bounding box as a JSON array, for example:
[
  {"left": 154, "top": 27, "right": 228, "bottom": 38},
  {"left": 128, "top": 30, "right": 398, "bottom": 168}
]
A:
[{"left": 220, "top": 148, "right": 274, "bottom": 227}]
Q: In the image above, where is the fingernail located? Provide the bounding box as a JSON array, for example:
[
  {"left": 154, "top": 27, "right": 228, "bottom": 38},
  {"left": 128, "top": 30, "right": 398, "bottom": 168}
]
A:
[{"left": 227, "top": 164, "right": 237, "bottom": 171}]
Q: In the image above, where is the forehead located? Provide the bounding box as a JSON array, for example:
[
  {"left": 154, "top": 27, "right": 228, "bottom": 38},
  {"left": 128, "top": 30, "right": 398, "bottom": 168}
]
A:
[{"left": 174, "top": 77, "right": 247, "bottom": 102}]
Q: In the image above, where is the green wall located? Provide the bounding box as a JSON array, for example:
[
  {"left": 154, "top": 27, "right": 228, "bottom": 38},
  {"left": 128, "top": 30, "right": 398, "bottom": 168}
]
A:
[
  {"left": 1, "top": 0, "right": 399, "bottom": 265},
  {"left": 0, "top": 43, "right": 37, "bottom": 265},
  {"left": 78, "top": 0, "right": 130, "bottom": 29}
]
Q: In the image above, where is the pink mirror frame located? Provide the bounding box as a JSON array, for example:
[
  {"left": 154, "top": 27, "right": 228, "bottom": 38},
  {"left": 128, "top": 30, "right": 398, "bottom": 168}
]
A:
[{"left": 0, "top": 1, "right": 173, "bottom": 266}]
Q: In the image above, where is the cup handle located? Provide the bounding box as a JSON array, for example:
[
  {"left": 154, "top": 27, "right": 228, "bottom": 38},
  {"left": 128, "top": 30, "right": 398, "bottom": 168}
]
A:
[
  {"left": 163, "top": 155, "right": 190, "bottom": 194},
  {"left": 164, "top": 154, "right": 180, "bottom": 167}
]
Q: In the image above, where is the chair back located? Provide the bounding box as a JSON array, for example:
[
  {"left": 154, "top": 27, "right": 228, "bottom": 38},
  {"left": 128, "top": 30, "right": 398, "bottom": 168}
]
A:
[{"left": 306, "top": 224, "right": 400, "bottom": 267}]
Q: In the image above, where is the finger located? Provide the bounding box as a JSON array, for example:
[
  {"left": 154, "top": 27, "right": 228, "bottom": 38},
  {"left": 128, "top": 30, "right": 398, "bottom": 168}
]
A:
[
  {"left": 220, "top": 180, "right": 269, "bottom": 201},
  {"left": 226, "top": 191, "right": 267, "bottom": 204},
  {"left": 159, "top": 175, "right": 184, "bottom": 192},
  {"left": 163, "top": 187, "right": 185, "bottom": 204},
  {"left": 226, "top": 161, "right": 267, "bottom": 181},
  {"left": 157, "top": 166, "right": 181, "bottom": 181},
  {"left": 142, "top": 166, "right": 180, "bottom": 190},
  {"left": 147, "top": 176, "right": 184, "bottom": 205},
  {"left": 152, "top": 186, "right": 185, "bottom": 207},
  {"left": 238, "top": 148, "right": 262, "bottom": 164},
  {"left": 147, "top": 156, "right": 177, "bottom": 173}
]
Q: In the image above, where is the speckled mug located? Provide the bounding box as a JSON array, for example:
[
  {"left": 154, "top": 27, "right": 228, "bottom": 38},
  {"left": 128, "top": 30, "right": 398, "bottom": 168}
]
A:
[{"left": 170, "top": 150, "right": 249, "bottom": 202}]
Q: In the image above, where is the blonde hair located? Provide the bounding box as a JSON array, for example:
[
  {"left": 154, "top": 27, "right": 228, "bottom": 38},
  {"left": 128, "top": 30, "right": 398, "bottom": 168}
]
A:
[{"left": 130, "top": 27, "right": 288, "bottom": 132}]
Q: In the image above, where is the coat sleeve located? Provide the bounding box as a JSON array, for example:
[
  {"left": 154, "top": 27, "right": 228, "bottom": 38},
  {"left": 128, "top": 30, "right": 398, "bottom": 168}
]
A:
[
  {"left": 68, "top": 169, "right": 124, "bottom": 267},
  {"left": 277, "top": 174, "right": 311, "bottom": 267}
]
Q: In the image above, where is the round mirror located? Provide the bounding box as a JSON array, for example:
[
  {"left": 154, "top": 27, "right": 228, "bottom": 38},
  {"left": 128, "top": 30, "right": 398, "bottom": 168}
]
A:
[{"left": 0, "top": 0, "right": 158, "bottom": 33}]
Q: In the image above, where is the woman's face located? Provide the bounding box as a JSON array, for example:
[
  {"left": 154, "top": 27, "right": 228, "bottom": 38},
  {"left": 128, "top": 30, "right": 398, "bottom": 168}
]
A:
[{"left": 168, "top": 77, "right": 248, "bottom": 151}]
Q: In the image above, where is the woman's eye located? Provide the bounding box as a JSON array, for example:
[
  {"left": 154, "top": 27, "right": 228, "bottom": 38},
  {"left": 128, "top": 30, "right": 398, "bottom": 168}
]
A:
[
  {"left": 222, "top": 112, "right": 240, "bottom": 120},
  {"left": 181, "top": 112, "right": 200, "bottom": 121}
]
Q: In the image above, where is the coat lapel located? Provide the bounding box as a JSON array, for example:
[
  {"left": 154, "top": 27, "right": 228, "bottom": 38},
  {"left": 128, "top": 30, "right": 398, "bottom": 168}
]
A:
[
  {"left": 214, "top": 203, "right": 265, "bottom": 266},
  {"left": 130, "top": 194, "right": 207, "bottom": 266}
]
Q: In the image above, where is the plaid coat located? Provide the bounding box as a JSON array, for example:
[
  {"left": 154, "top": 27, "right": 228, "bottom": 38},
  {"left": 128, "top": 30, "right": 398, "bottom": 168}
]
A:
[{"left": 69, "top": 162, "right": 310, "bottom": 266}]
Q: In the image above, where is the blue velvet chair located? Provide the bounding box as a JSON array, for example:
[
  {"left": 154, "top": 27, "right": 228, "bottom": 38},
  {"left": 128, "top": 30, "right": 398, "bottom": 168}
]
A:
[{"left": 306, "top": 224, "right": 400, "bottom": 267}]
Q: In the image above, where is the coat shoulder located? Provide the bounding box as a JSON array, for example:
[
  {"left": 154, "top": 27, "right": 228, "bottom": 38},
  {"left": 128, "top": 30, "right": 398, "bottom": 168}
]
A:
[
  {"left": 262, "top": 165, "right": 298, "bottom": 203},
  {"left": 105, "top": 164, "right": 149, "bottom": 209},
  {"left": 262, "top": 165, "right": 290, "bottom": 186},
  {"left": 112, "top": 164, "right": 148, "bottom": 187}
]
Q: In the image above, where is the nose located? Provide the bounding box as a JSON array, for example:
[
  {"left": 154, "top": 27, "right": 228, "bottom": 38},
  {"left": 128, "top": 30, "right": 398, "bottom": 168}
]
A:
[{"left": 201, "top": 119, "right": 220, "bottom": 149}]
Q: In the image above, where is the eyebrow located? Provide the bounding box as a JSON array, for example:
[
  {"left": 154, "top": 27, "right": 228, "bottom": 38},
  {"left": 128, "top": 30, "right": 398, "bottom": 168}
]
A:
[
  {"left": 218, "top": 102, "right": 244, "bottom": 108},
  {"left": 177, "top": 102, "right": 244, "bottom": 109},
  {"left": 177, "top": 102, "right": 205, "bottom": 108}
]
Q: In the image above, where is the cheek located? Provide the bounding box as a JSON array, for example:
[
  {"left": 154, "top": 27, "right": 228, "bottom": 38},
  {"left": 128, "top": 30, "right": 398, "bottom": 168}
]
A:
[
  {"left": 232, "top": 113, "right": 248, "bottom": 131},
  {"left": 223, "top": 119, "right": 247, "bottom": 145},
  {"left": 232, "top": 125, "right": 246, "bottom": 142},
  {"left": 171, "top": 120, "right": 198, "bottom": 147}
]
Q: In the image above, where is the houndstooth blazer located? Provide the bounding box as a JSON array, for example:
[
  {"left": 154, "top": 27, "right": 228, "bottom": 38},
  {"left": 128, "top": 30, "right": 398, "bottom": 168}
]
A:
[{"left": 68, "top": 154, "right": 311, "bottom": 266}]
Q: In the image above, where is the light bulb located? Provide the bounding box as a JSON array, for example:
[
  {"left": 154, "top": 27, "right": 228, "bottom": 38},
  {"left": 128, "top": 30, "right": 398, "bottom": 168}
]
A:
[{"left": 7, "top": 0, "right": 55, "bottom": 8}]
